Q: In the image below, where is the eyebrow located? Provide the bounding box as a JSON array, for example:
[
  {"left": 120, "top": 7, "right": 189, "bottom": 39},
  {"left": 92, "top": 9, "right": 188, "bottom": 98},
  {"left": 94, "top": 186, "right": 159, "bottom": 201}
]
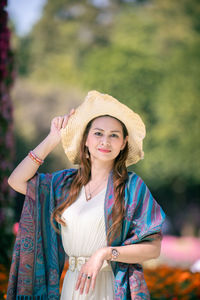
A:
[{"left": 93, "top": 128, "right": 121, "bottom": 133}]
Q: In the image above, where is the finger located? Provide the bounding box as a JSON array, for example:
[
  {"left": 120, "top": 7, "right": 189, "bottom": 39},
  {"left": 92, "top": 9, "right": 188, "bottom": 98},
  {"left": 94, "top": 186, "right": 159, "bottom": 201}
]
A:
[
  {"left": 62, "top": 115, "right": 70, "bottom": 129},
  {"left": 62, "top": 109, "right": 75, "bottom": 128},
  {"left": 52, "top": 116, "right": 62, "bottom": 129},
  {"left": 85, "top": 275, "right": 92, "bottom": 294},
  {"left": 52, "top": 117, "right": 58, "bottom": 127},
  {"left": 91, "top": 273, "right": 97, "bottom": 291},
  {"left": 69, "top": 108, "right": 75, "bottom": 115},
  {"left": 57, "top": 116, "right": 63, "bottom": 129},
  {"left": 75, "top": 272, "right": 83, "bottom": 290},
  {"left": 79, "top": 274, "right": 87, "bottom": 295}
]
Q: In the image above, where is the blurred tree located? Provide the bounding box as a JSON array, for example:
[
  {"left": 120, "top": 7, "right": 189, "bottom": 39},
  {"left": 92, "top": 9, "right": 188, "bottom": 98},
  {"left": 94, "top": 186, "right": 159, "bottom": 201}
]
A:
[
  {"left": 78, "top": 0, "right": 200, "bottom": 187},
  {"left": 13, "top": 0, "right": 200, "bottom": 234}
]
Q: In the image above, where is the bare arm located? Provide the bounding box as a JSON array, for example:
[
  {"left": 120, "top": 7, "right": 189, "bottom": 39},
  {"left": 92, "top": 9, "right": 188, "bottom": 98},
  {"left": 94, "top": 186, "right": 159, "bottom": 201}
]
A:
[
  {"left": 103, "top": 235, "right": 162, "bottom": 264},
  {"left": 8, "top": 109, "right": 75, "bottom": 195}
]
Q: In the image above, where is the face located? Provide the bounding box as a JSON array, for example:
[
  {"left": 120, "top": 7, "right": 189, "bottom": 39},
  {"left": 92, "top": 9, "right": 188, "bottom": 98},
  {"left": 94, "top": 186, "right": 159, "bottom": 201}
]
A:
[{"left": 85, "top": 116, "right": 128, "bottom": 165}]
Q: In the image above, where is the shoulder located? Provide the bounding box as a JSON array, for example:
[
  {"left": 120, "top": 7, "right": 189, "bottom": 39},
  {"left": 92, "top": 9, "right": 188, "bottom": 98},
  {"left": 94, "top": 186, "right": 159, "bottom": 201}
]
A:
[
  {"left": 51, "top": 168, "right": 78, "bottom": 179},
  {"left": 51, "top": 168, "right": 78, "bottom": 185},
  {"left": 38, "top": 168, "right": 78, "bottom": 186},
  {"left": 126, "top": 171, "right": 152, "bottom": 203},
  {"left": 127, "top": 171, "right": 146, "bottom": 189}
]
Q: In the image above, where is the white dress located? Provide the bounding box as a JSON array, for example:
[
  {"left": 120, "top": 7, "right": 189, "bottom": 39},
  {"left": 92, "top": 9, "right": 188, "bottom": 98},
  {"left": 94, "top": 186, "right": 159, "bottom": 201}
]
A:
[{"left": 60, "top": 186, "right": 115, "bottom": 300}]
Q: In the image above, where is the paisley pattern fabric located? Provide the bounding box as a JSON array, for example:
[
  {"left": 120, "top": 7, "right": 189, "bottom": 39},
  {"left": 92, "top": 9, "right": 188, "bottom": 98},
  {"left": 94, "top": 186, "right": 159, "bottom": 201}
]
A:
[{"left": 7, "top": 169, "right": 165, "bottom": 300}]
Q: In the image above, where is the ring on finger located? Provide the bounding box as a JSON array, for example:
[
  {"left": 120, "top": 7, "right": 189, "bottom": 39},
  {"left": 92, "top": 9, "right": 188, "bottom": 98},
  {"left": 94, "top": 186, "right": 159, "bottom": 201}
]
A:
[
  {"left": 82, "top": 273, "right": 87, "bottom": 278},
  {"left": 87, "top": 275, "right": 92, "bottom": 280}
]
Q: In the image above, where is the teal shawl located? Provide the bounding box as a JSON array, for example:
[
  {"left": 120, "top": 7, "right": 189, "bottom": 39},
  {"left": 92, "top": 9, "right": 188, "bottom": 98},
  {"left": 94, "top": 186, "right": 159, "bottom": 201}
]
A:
[{"left": 7, "top": 168, "right": 165, "bottom": 299}]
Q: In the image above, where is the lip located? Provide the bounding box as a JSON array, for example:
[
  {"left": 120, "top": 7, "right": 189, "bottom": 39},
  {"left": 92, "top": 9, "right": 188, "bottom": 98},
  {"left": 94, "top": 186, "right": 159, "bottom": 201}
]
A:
[{"left": 98, "top": 148, "right": 111, "bottom": 153}]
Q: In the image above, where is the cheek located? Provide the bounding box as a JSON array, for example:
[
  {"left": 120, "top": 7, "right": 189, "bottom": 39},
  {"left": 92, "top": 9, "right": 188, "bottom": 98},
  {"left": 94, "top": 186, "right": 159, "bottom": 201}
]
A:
[
  {"left": 114, "top": 139, "right": 125, "bottom": 148},
  {"left": 86, "top": 134, "right": 95, "bottom": 147}
]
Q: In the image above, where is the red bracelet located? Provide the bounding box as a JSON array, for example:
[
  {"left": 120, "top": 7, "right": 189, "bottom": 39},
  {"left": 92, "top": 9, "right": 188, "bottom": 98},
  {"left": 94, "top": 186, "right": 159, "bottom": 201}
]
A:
[{"left": 28, "top": 151, "right": 44, "bottom": 165}]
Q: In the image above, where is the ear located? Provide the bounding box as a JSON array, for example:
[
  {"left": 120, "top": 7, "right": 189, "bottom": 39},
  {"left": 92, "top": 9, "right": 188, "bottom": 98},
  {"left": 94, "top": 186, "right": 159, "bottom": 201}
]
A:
[{"left": 121, "top": 136, "right": 128, "bottom": 150}]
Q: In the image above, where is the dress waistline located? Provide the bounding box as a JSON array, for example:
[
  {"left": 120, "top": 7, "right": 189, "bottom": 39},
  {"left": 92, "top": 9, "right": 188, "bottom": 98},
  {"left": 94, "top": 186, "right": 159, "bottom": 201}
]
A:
[{"left": 68, "top": 256, "right": 112, "bottom": 272}]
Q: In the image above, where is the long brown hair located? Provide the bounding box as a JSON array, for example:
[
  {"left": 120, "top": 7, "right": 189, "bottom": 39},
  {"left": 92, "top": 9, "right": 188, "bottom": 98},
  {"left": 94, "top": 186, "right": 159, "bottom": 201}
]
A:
[{"left": 51, "top": 115, "right": 129, "bottom": 245}]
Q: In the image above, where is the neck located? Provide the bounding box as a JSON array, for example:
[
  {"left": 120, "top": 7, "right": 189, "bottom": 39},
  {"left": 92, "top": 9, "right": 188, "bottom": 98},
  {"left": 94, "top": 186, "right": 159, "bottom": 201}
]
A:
[{"left": 90, "top": 160, "right": 113, "bottom": 182}]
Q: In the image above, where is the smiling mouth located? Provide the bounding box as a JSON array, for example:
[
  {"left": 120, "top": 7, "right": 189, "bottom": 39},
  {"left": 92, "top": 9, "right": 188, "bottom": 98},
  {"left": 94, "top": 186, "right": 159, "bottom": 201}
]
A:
[{"left": 98, "top": 148, "right": 111, "bottom": 153}]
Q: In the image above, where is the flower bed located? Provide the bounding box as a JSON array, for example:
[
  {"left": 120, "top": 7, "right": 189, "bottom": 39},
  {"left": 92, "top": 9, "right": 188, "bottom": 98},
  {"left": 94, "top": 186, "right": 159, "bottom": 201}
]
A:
[
  {"left": 2, "top": 263, "right": 200, "bottom": 299},
  {"left": 0, "top": 264, "right": 8, "bottom": 299},
  {"left": 144, "top": 265, "right": 200, "bottom": 299}
]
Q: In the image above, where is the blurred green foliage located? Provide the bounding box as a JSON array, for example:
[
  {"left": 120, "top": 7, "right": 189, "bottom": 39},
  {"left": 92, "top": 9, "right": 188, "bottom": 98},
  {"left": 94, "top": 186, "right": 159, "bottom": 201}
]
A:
[{"left": 12, "top": 0, "right": 200, "bottom": 234}]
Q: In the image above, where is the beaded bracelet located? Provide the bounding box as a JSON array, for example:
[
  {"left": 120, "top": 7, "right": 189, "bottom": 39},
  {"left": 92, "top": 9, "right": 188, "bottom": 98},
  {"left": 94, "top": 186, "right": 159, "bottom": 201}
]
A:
[{"left": 28, "top": 151, "right": 44, "bottom": 165}]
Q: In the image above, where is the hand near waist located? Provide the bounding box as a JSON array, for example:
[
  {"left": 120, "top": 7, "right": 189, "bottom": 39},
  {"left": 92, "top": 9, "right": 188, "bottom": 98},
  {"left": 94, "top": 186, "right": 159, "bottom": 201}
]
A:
[{"left": 75, "top": 247, "right": 108, "bottom": 295}]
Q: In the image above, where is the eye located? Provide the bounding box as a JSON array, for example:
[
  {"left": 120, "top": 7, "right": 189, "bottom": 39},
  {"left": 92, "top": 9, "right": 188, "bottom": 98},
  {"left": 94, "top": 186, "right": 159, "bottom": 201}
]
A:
[
  {"left": 94, "top": 131, "right": 103, "bottom": 136},
  {"left": 110, "top": 133, "right": 119, "bottom": 138}
]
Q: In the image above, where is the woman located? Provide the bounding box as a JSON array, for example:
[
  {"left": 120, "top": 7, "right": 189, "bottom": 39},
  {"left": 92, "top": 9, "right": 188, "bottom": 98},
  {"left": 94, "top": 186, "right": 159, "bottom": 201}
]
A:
[{"left": 7, "top": 90, "right": 165, "bottom": 299}]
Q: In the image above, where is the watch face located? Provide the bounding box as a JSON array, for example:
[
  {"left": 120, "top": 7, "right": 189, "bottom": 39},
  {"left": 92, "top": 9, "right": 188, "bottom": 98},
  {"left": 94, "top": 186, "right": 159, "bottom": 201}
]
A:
[
  {"left": 112, "top": 248, "right": 119, "bottom": 258},
  {"left": 112, "top": 249, "right": 118, "bottom": 255}
]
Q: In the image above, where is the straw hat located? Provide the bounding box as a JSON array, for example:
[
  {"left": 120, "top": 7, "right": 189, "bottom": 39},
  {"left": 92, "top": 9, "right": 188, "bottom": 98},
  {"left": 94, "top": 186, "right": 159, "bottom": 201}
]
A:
[{"left": 61, "top": 90, "right": 146, "bottom": 166}]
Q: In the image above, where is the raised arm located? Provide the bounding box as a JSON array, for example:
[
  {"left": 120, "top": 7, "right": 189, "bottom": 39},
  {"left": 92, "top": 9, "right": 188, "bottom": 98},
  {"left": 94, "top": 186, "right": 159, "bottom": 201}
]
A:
[{"left": 8, "top": 109, "right": 74, "bottom": 195}]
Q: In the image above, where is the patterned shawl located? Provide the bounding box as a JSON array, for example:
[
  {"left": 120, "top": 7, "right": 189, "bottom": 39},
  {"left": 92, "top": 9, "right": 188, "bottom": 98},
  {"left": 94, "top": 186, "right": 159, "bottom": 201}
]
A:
[{"left": 7, "top": 168, "right": 165, "bottom": 300}]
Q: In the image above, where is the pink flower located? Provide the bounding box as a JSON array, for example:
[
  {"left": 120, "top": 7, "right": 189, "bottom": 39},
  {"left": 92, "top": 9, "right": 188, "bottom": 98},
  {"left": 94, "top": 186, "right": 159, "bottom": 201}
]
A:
[
  {"left": 161, "top": 235, "right": 200, "bottom": 266},
  {"left": 12, "top": 222, "right": 19, "bottom": 235}
]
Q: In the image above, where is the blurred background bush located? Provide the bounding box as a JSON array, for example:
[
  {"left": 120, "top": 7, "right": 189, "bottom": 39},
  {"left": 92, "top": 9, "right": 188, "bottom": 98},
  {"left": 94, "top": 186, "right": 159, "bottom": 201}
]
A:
[{"left": 0, "top": 0, "right": 200, "bottom": 298}]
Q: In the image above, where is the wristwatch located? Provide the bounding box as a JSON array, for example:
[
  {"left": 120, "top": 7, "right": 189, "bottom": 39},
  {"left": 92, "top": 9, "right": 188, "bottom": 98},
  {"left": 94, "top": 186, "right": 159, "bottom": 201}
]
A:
[{"left": 110, "top": 248, "right": 119, "bottom": 261}]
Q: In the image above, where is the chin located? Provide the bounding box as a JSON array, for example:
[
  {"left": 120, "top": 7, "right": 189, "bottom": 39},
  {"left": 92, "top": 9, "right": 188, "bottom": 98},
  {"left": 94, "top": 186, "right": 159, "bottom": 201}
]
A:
[{"left": 91, "top": 154, "right": 115, "bottom": 164}]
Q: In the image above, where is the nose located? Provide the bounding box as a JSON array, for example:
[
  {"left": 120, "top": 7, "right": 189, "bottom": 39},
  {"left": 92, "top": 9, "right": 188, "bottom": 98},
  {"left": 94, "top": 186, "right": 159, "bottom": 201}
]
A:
[{"left": 100, "top": 136, "right": 110, "bottom": 146}]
